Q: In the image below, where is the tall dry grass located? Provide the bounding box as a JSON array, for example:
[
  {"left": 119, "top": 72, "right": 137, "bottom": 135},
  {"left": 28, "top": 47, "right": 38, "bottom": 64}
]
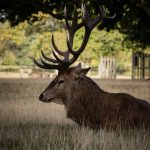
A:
[{"left": 0, "top": 78, "right": 150, "bottom": 150}]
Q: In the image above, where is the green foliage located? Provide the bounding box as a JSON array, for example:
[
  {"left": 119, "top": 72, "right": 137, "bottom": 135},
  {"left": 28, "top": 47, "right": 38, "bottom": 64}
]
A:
[
  {"left": 0, "top": 14, "right": 63, "bottom": 66},
  {"left": 0, "top": 22, "right": 14, "bottom": 57},
  {"left": 2, "top": 51, "right": 16, "bottom": 65},
  {"left": 116, "top": 51, "right": 132, "bottom": 74},
  {"left": 93, "top": 29, "right": 124, "bottom": 56}
]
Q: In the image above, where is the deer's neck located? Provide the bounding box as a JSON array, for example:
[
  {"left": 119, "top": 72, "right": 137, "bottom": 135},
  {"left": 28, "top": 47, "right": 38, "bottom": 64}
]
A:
[{"left": 65, "top": 76, "right": 104, "bottom": 120}]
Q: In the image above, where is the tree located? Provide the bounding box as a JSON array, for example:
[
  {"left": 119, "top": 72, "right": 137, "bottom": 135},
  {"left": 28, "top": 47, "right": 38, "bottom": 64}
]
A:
[
  {"left": 0, "top": 14, "right": 64, "bottom": 66},
  {"left": 2, "top": 51, "right": 16, "bottom": 65},
  {"left": 0, "top": 21, "right": 20, "bottom": 59},
  {"left": 0, "top": 0, "right": 150, "bottom": 46}
]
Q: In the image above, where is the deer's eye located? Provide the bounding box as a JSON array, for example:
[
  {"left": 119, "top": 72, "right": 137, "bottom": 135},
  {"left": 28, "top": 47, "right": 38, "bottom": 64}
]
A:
[{"left": 58, "top": 80, "right": 64, "bottom": 86}]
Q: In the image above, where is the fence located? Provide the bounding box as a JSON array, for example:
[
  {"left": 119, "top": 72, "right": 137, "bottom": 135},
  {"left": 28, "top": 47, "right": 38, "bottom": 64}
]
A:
[
  {"left": 0, "top": 66, "right": 57, "bottom": 78},
  {"left": 98, "top": 57, "right": 116, "bottom": 79},
  {"left": 132, "top": 52, "right": 150, "bottom": 79}
]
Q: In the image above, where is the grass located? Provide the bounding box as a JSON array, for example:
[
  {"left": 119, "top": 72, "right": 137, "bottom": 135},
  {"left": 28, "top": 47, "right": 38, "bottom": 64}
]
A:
[{"left": 0, "top": 78, "right": 150, "bottom": 150}]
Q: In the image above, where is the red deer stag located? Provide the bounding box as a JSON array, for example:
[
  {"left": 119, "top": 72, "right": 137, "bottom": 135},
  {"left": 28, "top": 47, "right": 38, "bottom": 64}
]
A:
[{"left": 34, "top": 5, "right": 150, "bottom": 130}]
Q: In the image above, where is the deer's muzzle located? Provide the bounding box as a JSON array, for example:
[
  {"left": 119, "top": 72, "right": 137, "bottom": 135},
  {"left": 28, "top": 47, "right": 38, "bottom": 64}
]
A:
[{"left": 39, "top": 93, "right": 45, "bottom": 101}]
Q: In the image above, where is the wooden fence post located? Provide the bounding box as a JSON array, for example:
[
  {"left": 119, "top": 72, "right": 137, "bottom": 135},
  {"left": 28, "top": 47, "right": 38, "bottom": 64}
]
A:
[{"left": 132, "top": 52, "right": 150, "bottom": 79}]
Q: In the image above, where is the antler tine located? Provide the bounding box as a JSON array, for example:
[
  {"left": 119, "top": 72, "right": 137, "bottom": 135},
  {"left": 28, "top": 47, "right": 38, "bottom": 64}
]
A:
[
  {"left": 41, "top": 50, "right": 57, "bottom": 63},
  {"left": 66, "top": 36, "right": 76, "bottom": 55},
  {"left": 64, "top": 6, "right": 70, "bottom": 29},
  {"left": 82, "top": 4, "right": 115, "bottom": 31},
  {"left": 40, "top": 57, "right": 63, "bottom": 70},
  {"left": 99, "top": 5, "right": 106, "bottom": 18},
  {"left": 52, "top": 50, "right": 67, "bottom": 64},
  {"left": 34, "top": 57, "right": 64, "bottom": 70},
  {"left": 33, "top": 58, "right": 50, "bottom": 69},
  {"left": 82, "top": 4, "right": 103, "bottom": 30},
  {"left": 71, "top": 5, "right": 78, "bottom": 30},
  {"left": 51, "top": 34, "right": 65, "bottom": 56},
  {"left": 82, "top": 4, "right": 89, "bottom": 22},
  {"left": 98, "top": 5, "right": 116, "bottom": 19},
  {"left": 89, "top": 6, "right": 116, "bottom": 29}
]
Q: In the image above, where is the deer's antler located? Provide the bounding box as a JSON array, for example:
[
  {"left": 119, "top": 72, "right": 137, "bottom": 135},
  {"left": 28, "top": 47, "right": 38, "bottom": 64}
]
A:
[{"left": 34, "top": 4, "right": 114, "bottom": 71}]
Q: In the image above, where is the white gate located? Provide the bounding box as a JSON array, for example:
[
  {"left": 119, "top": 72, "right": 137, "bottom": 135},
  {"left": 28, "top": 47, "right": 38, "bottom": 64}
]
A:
[{"left": 98, "top": 57, "right": 116, "bottom": 79}]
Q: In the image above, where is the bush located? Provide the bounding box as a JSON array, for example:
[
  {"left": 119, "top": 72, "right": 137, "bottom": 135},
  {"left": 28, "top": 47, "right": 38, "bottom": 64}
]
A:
[{"left": 2, "top": 51, "right": 16, "bottom": 65}]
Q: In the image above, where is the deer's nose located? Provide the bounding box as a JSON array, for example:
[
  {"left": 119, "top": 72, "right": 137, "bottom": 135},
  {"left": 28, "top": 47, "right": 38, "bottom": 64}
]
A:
[{"left": 39, "top": 93, "right": 45, "bottom": 101}]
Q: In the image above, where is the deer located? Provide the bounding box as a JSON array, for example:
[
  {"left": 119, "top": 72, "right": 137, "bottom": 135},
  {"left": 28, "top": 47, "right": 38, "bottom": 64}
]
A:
[{"left": 34, "top": 4, "right": 150, "bottom": 130}]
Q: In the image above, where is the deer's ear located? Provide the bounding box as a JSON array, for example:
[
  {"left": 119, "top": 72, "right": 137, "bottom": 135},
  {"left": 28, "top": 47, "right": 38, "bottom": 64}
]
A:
[
  {"left": 78, "top": 67, "right": 90, "bottom": 75},
  {"left": 70, "top": 63, "right": 90, "bottom": 78},
  {"left": 73, "top": 67, "right": 90, "bottom": 78},
  {"left": 76, "top": 63, "right": 82, "bottom": 69}
]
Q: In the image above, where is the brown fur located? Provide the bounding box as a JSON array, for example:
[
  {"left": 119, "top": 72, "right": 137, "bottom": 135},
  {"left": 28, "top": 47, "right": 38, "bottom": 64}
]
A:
[
  {"left": 66, "top": 76, "right": 150, "bottom": 130},
  {"left": 39, "top": 65, "right": 150, "bottom": 130}
]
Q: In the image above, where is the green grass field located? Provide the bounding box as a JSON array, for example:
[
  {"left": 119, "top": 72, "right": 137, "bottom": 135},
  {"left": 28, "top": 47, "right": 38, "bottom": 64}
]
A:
[{"left": 0, "top": 78, "right": 150, "bottom": 150}]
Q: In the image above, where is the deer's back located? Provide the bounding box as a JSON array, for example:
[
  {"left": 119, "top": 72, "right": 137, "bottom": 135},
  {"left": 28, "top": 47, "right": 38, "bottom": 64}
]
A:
[
  {"left": 99, "top": 92, "right": 150, "bottom": 129},
  {"left": 67, "top": 90, "right": 150, "bottom": 129}
]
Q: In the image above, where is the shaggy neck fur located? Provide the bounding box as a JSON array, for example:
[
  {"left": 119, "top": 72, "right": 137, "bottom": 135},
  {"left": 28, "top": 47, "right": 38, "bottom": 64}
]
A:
[{"left": 65, "top": 76, "right": 106, "bottom": 128}]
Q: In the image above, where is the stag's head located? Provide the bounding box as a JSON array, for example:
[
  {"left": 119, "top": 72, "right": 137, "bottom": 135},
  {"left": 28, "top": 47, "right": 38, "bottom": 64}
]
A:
[
  {"left": 38, "top": 64, "right": 90, "bottom": 104},
  {"left": 34, "top": 4, "right": 114, "bottom": 104}
]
